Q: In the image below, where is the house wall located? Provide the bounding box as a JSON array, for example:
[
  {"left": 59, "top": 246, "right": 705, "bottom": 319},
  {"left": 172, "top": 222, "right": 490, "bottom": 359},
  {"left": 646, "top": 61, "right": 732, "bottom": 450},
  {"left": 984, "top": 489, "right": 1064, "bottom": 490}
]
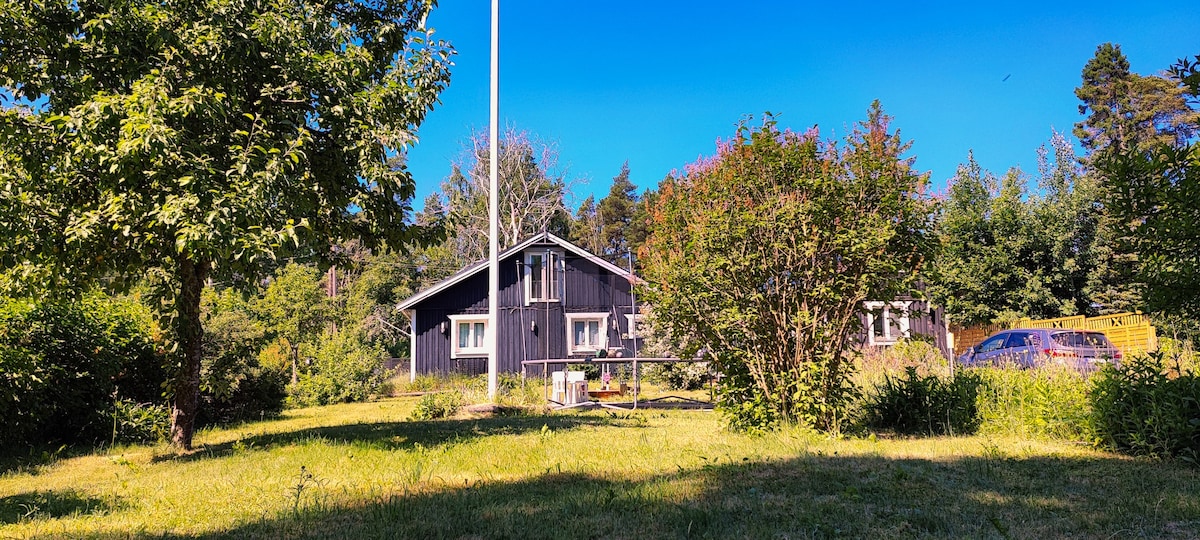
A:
[
  {"left": 858, "top": 298, "right": 950, "bottom": 358},
  {"left": 409, "top": 243, "right": 642, "bottom": 376}
]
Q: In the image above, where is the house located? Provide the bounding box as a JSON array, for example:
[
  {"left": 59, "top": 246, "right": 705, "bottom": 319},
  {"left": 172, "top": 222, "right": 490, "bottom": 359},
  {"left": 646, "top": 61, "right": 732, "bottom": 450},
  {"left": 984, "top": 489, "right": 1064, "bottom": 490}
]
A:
[
  {"left": 861, "top": 296, "right": 951, "bottom": 358},
  {"left": 397, "top": 232, "right": 642, "bottom": 377}
]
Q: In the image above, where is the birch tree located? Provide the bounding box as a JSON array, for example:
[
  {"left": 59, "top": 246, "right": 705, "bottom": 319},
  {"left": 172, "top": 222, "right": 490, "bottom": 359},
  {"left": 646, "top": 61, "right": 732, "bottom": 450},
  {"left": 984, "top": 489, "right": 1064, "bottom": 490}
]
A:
[{"left": 438, "top": 128, "right": 570, "bottom": 262}]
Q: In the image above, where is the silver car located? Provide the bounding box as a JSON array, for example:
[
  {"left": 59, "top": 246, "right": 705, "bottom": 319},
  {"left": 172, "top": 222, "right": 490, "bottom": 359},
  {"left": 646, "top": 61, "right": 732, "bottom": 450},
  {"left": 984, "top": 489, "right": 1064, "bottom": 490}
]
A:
[{"left": 957, "top": 328, "right": 1122, "bottom": 371}]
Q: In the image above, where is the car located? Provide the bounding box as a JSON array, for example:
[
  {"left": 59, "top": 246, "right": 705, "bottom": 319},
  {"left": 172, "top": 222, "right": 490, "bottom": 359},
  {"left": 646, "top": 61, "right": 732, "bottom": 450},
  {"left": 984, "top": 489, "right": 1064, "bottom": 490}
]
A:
[{"left": 957, "top": 328, "right": 1122, "bottom": 371}]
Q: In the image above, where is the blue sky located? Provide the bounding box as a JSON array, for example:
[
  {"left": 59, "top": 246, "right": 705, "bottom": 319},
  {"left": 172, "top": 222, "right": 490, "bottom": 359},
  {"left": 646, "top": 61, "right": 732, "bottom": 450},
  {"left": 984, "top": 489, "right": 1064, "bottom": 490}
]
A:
[{"left": 405, "top": 1, "right": 1200, "bottom": 209}]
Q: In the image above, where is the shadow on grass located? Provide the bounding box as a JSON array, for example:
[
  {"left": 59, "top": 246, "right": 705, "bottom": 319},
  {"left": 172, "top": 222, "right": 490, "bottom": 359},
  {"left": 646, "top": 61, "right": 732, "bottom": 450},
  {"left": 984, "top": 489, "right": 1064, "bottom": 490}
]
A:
[
  {"left": 0, "top": 443, "right": 113, "bottom": 476},
  {"left": 73, "top": 448, "right": 1200, "bottom": 539},
  {"left": 154, "top": 413, "right": 631, "bottom": 464},
  {"left": 0, "top": 490, "right": 120, "bottom": 525}
]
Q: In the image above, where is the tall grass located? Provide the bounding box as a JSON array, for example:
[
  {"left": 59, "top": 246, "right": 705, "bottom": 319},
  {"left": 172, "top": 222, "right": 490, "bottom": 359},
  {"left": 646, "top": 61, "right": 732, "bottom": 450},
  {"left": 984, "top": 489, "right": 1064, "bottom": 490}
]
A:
[{"left": 973, "top": 365, "right": 1094, "bottom": 441}]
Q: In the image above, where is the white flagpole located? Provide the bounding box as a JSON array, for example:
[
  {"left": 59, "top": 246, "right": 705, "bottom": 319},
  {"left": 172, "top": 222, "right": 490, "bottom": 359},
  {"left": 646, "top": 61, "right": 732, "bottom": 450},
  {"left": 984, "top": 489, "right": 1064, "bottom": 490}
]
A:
[{"left": 487, "top": 0, "right": 500, "bottom": 401}]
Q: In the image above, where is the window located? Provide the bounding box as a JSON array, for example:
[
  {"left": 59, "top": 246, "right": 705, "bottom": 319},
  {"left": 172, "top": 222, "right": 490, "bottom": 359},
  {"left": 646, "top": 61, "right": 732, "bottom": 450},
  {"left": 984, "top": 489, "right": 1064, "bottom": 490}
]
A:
[
  {"left": 566, "top": 312, "right": 609, "bottom": 355},
  {"left": 977, "top": 334, "right": 1007, "bottom": 353},
  {"left": 864, "top": 301, "right": 911, "bottom": 345},
  {"left": 1004, "top": 331, "right": 1040, "bottom": 348},
  {"left": 525, "top": 250, "right": 562, "bottom": 303},
  {"left": 449, "top": 315, "right": 487, "bottom": 358},
  {"left": 624, "top": 313, "right": 645, "bottom": 340}
]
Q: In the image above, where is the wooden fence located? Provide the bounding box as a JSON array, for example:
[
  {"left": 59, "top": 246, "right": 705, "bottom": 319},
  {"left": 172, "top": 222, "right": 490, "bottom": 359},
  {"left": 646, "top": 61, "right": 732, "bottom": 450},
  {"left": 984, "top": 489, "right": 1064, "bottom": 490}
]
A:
[{"left": 950, "top": 312, "right": 1158, "bottom": 357}]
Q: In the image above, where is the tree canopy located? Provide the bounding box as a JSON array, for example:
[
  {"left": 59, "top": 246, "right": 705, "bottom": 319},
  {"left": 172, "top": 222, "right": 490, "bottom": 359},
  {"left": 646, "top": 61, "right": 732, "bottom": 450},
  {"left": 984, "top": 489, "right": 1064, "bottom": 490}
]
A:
[
  {"left": 1096, "top": 52, "right": 1200, "bottom": 334},
  {"left": 0, "top": 0, "right": 452, "bottom": 448},
  {"left": 640, "top": 103, "right": 936, "bottom": 432}
]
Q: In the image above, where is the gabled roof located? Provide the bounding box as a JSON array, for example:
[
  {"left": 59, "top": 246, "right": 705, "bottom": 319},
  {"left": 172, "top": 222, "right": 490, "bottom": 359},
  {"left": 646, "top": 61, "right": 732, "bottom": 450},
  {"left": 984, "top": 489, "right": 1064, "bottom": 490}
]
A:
[{"left": 396, "top": 231, "right": 638, "bottom": 311}]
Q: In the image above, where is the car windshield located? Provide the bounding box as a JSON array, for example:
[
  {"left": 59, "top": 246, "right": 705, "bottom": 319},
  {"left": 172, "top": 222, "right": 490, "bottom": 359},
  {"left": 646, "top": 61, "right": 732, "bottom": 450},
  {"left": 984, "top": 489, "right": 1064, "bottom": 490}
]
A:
[{"left": 1051, "top": 331, "right": 1112, "bottom": 348}]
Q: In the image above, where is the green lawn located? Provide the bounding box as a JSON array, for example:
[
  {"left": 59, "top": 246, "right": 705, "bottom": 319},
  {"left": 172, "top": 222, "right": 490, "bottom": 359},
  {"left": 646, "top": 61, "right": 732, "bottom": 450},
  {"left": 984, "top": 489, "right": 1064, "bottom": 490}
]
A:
[{"left": 2, "top": 397, "right": 1198, "bottom": 539}]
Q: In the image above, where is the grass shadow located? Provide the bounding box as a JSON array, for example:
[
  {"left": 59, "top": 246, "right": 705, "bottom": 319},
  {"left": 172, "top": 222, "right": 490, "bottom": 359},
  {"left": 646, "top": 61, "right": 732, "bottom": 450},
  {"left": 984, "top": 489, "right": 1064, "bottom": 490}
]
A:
[
  {"left": 0, "top": 490, "right": 121, "bottom": 525},
  {"left": 0, "top": 443, "right": 111, "bottom": 477},
  {"left": 68, "top": 449, "right": 1199, "bottom": 539},
  {"left": 155, "top": 413, "right": 635, "bottom": 464}
]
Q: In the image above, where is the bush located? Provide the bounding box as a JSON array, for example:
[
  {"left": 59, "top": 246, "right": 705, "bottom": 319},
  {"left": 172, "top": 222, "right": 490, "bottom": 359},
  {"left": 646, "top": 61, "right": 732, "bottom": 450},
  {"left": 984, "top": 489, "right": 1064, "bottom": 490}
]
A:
[
  {"left": 0, "top": 295, "right": 167, "bottom": 452},
  {"left": 864, "top": 367, "right": 981, "bottom": 436},
  {"left": 714, "top": 355, "right": 779, "bottom": 434},
  {"left": 641, "top": 362, "right": 711, "bottom": 391},
  {"left": 1090, "top": 351, "right": 1200, "bottom": 461},
  {"left": 409, "top": 392, "right": 464, "bottom": 421},
  {"left": 110, "top": 399, "right": 170, "bottom": 444},
  {"left": 856, "top": 338, "right": 949, "bottom": 387},
  {"left": 199, "top": 291, "right": 287, "bottom": 425},
  {"left": 287, "top": 331, "right": 386, "bottom": 407},
  {"left": 974, "top": 365, "right": 1093, "bottom": 440}
]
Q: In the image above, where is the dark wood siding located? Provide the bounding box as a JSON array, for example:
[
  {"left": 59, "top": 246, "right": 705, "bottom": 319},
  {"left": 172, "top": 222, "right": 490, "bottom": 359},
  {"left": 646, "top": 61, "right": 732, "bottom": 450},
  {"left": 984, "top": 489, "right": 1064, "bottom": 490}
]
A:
[{"left": 409, "top": 242, "right": 644, "bottom": 376}]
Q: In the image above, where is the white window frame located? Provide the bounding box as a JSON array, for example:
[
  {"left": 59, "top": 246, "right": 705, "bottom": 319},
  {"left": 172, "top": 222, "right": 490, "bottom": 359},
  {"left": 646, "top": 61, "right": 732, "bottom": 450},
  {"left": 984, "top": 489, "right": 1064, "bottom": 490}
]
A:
[
  {"left": 449, "top": 314, "right": 488, "bottom": 358},
  {"left": 566, "top": 312, "right": 609, "bottom": 355},
  {"left": 524, "top": 249, "right": 563, "bottom": 304},
  {"left": 624, "top": 313, "right": 645, "bottom": 340},
  {"left": 864, "top": 301, "right": 911, "bottom": 346}
]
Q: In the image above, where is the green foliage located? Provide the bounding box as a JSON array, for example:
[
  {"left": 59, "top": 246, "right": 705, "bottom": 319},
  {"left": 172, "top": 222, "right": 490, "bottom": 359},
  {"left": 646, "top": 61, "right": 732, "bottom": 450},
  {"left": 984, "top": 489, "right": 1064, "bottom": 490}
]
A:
[
  {"left": 200, "top": 288, "right": 287, "bottom": 425},
  {"left": 110, "top": 399, "right": 170, "bottom": 444},
  {"left": 0, "top": 0, "right": 452, "bottom": 448},
  {"left": 597, "top": 162, "right": 639, "bottom": 266},
  {"left": 1078, "top": 44, "right": 1200, "bottom": 318},
  {"left": 974, "top": 366, "right": 1093, "bottom": 441},
  {"left": 864, "top": 368, "right": 982, "bottom": 436},
  {"left": 569, "top": 195, "right": 604, "bottom": 256},
  {"left": 641, "top": 362, "right": 711, "bottom": 391},
  {"left": 257, "top": 265, "right": 328, "bottom": 352},
  {"left": 287, "top": 331, "right": 386, "bottom": 408},
  {"left": 930, "top": 142, "right": 1098, "bottom": 325},
  {"left": 336, "top": 246, "right": 418, "bottom": 357},
  {"left": 1090, "top": 351, "right": 1200, "bottom": 461},
  {"left": 640, "top": 104, "right": 935, "bottom": 433},
  {"left": 1075, "top": 43, "right": 1198, "bottom": 156},
  {"left": 1099, "top": 139, "right": 1200, "bottom": 323},
  {"left": 0, "top": 295, "right": 166, "bottom": 451},
  {"left": 409, "top": 392, "right": 465, "bottom": 421}
]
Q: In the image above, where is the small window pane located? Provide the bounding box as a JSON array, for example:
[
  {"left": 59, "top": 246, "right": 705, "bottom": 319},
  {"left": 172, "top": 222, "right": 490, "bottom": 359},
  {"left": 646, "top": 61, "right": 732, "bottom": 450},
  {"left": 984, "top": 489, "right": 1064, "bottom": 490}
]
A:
[
  {"left": 529, "top": 255, "right": 544, "bottom": 300},
  {"left": 458, "top": 323, "right": 470, "bottom": 348},
  {"left": 473, "top": 322, "right": 485, "bottom": 347},
  {"left": 888, "top": 310, "right": 902, "bottom": 338},
  {"left": 588, "top": 321, "right": 599, "bottom": 346},
  {"left": 574, "top": 321, "right": 585, "bottom": 345},
  {"left": 548, "top": 253, "right": 560, "bottom": 300}
]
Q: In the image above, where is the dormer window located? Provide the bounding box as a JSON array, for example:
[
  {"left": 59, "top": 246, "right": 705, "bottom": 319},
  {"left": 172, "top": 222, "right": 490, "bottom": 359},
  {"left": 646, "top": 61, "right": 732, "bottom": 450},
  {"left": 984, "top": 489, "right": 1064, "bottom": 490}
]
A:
[{"left": 525, "top": 249, "right": 562, "bottom": 303}]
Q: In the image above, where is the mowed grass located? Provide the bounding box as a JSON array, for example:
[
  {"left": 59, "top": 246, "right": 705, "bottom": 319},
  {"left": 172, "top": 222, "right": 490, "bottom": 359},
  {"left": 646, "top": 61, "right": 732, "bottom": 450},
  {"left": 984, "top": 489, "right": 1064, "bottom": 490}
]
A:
[{"left": 2, "top": 397, "right": 1199, "bottom": 539}]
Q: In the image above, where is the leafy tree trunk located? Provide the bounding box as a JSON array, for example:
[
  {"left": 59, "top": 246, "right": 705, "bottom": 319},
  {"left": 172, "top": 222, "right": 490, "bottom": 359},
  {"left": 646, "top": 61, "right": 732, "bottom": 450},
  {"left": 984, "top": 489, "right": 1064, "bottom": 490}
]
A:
[{"left": 171, "top": 258, "right": 209, "bottom": 450}]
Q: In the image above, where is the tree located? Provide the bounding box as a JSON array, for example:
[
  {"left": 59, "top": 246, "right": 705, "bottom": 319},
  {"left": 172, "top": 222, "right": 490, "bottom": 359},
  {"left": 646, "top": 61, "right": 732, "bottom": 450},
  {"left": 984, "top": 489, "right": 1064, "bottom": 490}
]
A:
[
  {"left": 640, "top": 104, "right": 935, "bottom": 432},
  {"left": 930, "top": 144, "right": 1096, "bottom": 326},
  {"left": 1097, "top": 53, "right": 1200, "bottom": 335},
  {"left": 1075, "top": 43, "right": 1198, "bottom": 155},
  {"left": 438, "top": 128, "right": 571, "bottom": 263},
  {"left": 597, "top": 161, "right": 639, "bottom": 266},
  {"left": 255, "top": 264, "right": 328, "bottom": 383},
  {"left": 1030, "top": 132, "right": 1099, "bottom": 317},
  {"left": 1075, "top": 44, "right": 1199, "bottom": 316},
  {"left": 568, "top": 195, "right": 604, "bottom": 255},
  {"left": 0, "top": 0, "right": 452, "bottom": 448}
]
